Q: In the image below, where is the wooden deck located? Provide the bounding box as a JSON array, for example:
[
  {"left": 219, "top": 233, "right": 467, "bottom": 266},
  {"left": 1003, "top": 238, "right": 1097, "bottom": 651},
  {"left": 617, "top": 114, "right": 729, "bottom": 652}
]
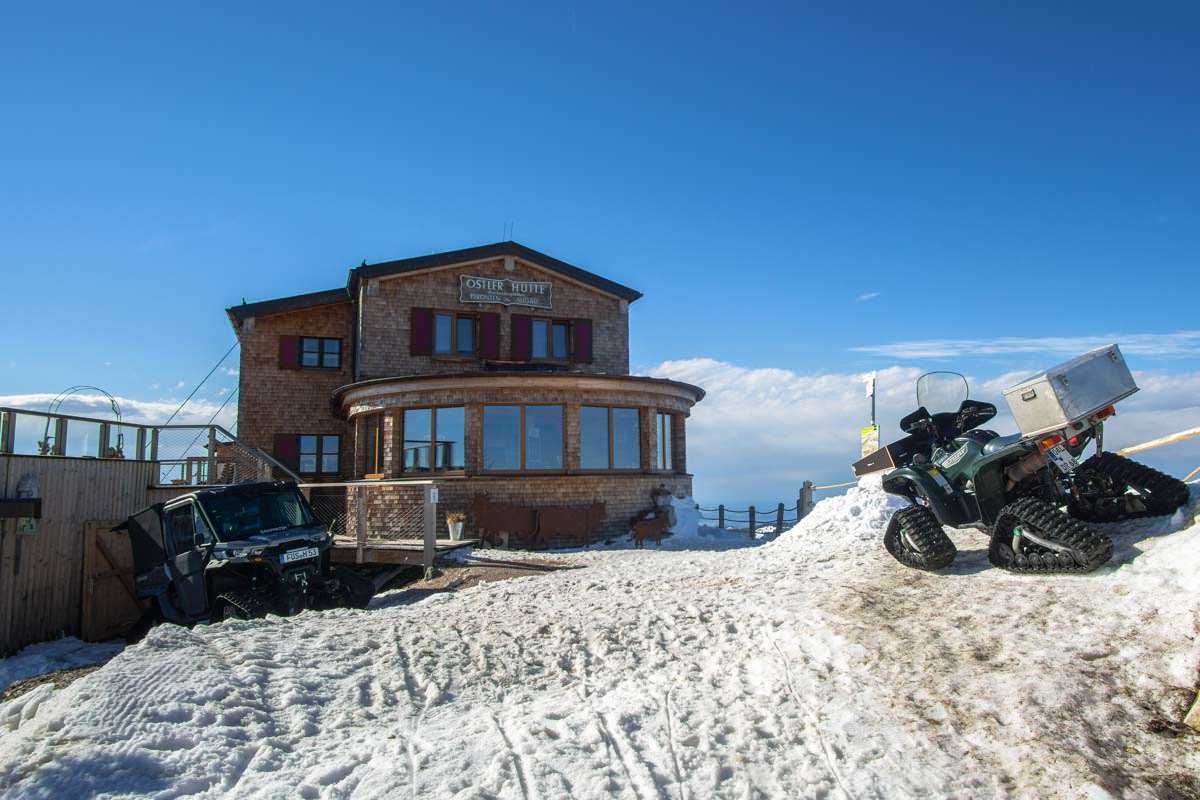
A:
[{"left": 330, "top": 537, "right": 478, "bottom": 565}]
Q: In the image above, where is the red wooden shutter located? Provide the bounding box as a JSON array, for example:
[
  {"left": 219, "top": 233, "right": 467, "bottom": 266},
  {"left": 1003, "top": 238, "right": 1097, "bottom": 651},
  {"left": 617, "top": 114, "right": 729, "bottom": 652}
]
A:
[
  {"left": 511, "top": 314, "right": 532, "bottom": 361},
  {"left": 479, "top": 313, "right": 501, "bottom": 359},
  {"left": 273, "top": 433, "right": 298, "bottom": 470},
  {"left": 278, "top": 336, "right": 300, "bottom": 369},
  {"left": 573, "top": 318, "right": 593, "bottom": 363},
  {"left": 410, "top": 308, "right": 433, "bottom": 355}
]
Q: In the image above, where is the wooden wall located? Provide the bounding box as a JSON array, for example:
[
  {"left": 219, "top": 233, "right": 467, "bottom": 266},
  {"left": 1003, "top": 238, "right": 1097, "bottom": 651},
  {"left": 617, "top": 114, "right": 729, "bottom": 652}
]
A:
[{"left": 0, "top": 455, "right": 157, "bottom": 654}]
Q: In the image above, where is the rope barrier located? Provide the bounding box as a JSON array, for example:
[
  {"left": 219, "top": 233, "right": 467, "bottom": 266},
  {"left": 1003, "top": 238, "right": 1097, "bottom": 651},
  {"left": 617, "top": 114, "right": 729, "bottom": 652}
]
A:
[{"left": 812, "top": 480, "right": 858, "bottom": 491}]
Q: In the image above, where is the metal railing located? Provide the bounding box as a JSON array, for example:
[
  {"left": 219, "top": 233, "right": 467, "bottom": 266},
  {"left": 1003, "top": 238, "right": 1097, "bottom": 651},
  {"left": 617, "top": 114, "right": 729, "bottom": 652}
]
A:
[
  {"left": 698, "top": 478, "right": 860, "bottom": 536},
  {"left": 0, "top": 406, "right": 297, "bottom": 486},
  {"left": 299, "top": 479, "right": 439, "bottom": 571}
]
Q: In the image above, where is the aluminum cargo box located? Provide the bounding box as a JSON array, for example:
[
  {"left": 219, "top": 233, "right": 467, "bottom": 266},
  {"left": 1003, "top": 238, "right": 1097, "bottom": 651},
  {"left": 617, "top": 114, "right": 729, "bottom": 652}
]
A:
[{"left": 1002, "top": 345, "right": 1138, "bottom": 438}]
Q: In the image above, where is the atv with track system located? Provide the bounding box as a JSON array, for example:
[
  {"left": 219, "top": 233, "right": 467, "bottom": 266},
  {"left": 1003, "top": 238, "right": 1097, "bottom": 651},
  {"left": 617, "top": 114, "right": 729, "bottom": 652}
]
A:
[
  {"left": 117, "top": 481, "right": 376, "bottom": 640},
  {"left": 856, "top": 346, "right": 1190, "bottom": 574}
]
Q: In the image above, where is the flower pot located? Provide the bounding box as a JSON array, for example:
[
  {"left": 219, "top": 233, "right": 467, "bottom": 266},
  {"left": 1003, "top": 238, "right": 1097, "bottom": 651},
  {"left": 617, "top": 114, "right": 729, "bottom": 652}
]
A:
[{"left": 447, "top": 520, "right": 464, "bottom": 541}]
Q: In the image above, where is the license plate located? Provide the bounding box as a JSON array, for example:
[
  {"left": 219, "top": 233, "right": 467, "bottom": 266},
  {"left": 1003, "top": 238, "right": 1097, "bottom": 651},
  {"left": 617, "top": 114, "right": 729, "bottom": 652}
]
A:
[
  {"left": 280, "top": 546, "right": 320, "bottom": 564},
  {"left": 1047, "top": 444, "right": 1076, "bottom": 473}
]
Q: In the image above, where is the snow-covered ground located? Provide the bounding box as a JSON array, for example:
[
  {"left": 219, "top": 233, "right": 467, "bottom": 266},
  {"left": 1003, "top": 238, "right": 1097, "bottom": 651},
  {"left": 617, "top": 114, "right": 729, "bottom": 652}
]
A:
[{"left": 1, "top": 481, "right": 1197, "bottom": 799}]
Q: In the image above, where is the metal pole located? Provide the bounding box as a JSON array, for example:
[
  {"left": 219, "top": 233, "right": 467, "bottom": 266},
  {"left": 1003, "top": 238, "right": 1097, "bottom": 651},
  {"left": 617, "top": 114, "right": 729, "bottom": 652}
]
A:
[
  {"left": 776, "top": 503, "right": 784, "bottom": 533},
  {"left": 748, "top": 506, "right": 756, "bottom": 539},
  {"left": 422, "top": 483, "right": 438, "bottom": 578},
  {"left": 355, "top": 487, "right": 366, "bottom": 565},
  {"left": 718, "top": 504, "right": 725, "bottom": 529}
]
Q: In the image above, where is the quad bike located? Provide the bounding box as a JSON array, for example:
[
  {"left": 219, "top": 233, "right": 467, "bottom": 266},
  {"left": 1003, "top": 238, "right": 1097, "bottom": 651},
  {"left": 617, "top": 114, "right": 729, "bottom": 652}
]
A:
[
  {"left": 862, "top": 366, "right": 1189, "bottom": 574},
  {"left": 117, "top": 481, "right": 376, "bottom": 640}
]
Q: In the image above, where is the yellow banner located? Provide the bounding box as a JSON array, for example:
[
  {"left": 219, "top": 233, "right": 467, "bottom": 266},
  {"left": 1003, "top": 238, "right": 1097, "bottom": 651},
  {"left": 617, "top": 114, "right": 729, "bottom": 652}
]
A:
[{"left": 860, "top": 424, "right": 880, "bottom": 458}]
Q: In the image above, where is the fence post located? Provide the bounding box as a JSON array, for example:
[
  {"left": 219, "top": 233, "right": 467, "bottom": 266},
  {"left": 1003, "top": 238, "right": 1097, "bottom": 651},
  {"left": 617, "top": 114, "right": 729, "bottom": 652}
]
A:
[
  {"left": 206, "top": 427, "right": 218, "bottom": 485},
  {"left": 423, "top": 483, "right": 438, "bottom": 578},
  {"left": 748, "top": 506, "right": 756, "bottom": 538},
  {"left": 718, "top": 504, "right": 725, "bottom": 529},
  {"left": 776, "top": 502, "right": 784, "bottom": 533},
  {"left": 355, "top": 487, "right": 367, "bottom": 565},
  {"left": 0, "top": 410, "right": 13, "bottom": 453},
  {"left": 801, "top": 481, "right": 815, "bottom": 518}
]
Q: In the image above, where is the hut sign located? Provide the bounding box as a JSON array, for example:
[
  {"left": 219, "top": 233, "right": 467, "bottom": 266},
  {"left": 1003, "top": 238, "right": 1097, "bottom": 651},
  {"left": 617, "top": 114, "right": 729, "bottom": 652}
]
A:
[{"left": 459, "top": 275, "right": 552, "bottom": 309}]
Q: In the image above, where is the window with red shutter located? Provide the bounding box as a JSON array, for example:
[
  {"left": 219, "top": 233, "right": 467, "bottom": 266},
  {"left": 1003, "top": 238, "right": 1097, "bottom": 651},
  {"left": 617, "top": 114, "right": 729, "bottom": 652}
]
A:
[
  {"left": 273, "top": 433, "right": 298, "bottom": 470},
  {"left": 278, "top": 336, "right": 300, "bottom": 369},
  {"left": 511, "top": 315, "right": 532, "bottom": 361},
  {"left": 410, "top": 308, "right": 433, "bottom": 355},
  {"left": 573, "top": 318, "right": 593, "bottom": 363},
  {"left": 479, "top": 313, "right": 501, "bottom": 359}
]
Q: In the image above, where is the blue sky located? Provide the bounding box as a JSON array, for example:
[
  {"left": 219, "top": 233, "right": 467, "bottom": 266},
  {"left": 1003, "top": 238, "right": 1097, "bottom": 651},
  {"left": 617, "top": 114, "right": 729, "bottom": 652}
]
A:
[{"left": 2, "top": 3, "right": 1198, "bottom": 505}]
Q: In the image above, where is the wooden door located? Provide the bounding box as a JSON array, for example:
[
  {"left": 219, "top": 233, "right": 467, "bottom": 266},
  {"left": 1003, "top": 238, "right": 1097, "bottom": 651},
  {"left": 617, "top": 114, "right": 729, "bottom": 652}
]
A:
[{"left": 81, "top": 521, "right": 146, "bottom": 641}]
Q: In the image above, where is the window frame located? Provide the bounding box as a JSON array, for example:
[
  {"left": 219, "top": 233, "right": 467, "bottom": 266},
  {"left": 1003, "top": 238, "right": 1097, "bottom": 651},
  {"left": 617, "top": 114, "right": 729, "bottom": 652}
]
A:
[
  {"left": 297, "top": 433, "right": 340, "bottom": 476},
  {"left": 580, "top": 405, "right": 642, "bottom": 472},
  {"left": 481, "top": 403, "right": 566, "bottom": 473},
  {"left": 361, "top": 413, "right": 385, "bottom": 479},
  {"left": 398, "top": 405, "right": 467, "bottom": 474},
  {"left": 431, "top": 311, "right": 479, "bottom": 359},
  {"left": 655, "top": 411, "right": 675, "bottom": 473},
  {"left": 530, "top": 317, "right": 573, "bottom": 362},
  {"left": 299, "top": 337, "right": 342, "bottom": 369}
]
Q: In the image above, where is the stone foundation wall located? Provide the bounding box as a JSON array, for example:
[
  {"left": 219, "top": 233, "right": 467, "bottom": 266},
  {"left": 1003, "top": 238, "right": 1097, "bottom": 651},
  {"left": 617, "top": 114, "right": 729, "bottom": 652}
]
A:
[{"left": 343, "top": 473, "right": 692, "bottom": 549}]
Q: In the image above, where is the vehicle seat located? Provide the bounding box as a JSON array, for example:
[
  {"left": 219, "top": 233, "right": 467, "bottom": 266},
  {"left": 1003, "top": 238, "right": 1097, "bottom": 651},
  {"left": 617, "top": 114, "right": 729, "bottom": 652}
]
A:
[{"left": 982, "top": 433, "right": 1022, "bottom": 455}]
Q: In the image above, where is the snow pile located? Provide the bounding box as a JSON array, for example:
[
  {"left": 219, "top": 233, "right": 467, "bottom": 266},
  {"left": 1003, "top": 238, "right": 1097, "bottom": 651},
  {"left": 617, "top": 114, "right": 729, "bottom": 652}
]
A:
[
  {"left": 0, "top": 637, "right": 122, "bottom": 694},
  {"left": 0, "top": 485, "right": 1197, "bottom": 798}
]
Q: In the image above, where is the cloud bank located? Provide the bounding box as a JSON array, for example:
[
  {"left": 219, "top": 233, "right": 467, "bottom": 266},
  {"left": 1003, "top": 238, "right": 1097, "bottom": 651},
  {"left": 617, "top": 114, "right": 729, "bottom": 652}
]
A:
[
  {"left": 649, "top": 358, "right": 1200, "bottom": 508},
  {"left": 851, "top": 331, "right": 1200, "bottom": 360}
]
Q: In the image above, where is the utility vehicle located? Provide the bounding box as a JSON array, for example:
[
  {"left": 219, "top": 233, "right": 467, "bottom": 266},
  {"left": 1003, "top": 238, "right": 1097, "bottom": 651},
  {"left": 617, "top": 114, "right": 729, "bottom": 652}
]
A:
[
  {"left": 118, "top": 481, "right": 374, "bottom": 637},
  {"left": 856, "top": 347, "right": 1189, "bottom": 574}
]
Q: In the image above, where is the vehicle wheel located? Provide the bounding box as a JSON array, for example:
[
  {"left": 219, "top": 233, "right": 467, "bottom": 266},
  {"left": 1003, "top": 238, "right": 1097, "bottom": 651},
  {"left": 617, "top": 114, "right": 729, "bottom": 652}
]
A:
[
  {"left": 214, "top": 591, "right": 270, "bottom": 621},
  {"left": 1069, "top": 452, "right": 1191, "bottom": 523},
  {"left": 332, "top": 566, "right": 375, "bottom": 609},
  {"left": 989, "top": 497, "right": 1112, "bottom": 573},
  {"left": 883, "top": 505, "right": 957, "bottom": 571}
]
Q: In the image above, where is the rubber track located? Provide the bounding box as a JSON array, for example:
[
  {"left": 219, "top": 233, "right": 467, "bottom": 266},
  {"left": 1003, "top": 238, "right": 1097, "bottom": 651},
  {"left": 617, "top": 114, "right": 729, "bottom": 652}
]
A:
[
  {"left": 215, "top": 590, "right": 272, "bottom": 620},
  {"left": 989, "top": 497, "right": 1112, "bottom": 574},
  {"left": 1069, "top": 452, "right": 1190, "bottom": 523},
  {"left": 884, "top": 505, "right": 956, "bottom": 571}
]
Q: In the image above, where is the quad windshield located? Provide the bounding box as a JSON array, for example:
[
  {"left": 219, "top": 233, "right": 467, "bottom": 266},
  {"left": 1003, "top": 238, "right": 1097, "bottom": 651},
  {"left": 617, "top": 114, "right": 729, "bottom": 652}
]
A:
[
  {"left": 916, "top": 371, "right": 969, "bottom": 414},
  {"left": 198, "top": 489, "right": 315, "bottom": 541}
]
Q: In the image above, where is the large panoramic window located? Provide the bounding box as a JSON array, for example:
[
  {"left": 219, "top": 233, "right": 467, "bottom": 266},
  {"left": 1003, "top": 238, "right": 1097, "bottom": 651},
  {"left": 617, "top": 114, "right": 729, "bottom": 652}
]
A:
[
  {"left": 298, "top": 434, "right": 339, "bottom": 474},
  {"left": 655, "top": 412, "right": 674, "bottom": 471},
  {"left": 402, "top": 407, "right": 465, "bottom": 472},
  {"left": 300, "top": 337, "right": 341, "bottom": 368},
  {"left": 531, "top": 319, "right": 570, "bottom": 360},
  {"left": 581, "top": 406, "right": 641, "bottom": 470},
  {"left": 434, "top": 313, "right": 477, "bottom": 356},
  {"left": 483, "top": 405, "right": 564, "bottom": 471}
]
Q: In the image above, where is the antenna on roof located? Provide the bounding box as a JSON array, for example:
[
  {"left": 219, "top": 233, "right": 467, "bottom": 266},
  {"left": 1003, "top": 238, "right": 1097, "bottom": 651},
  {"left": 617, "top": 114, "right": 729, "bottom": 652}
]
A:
[{"left": 361, "top": 259, "right": 367, "bottom": 267}]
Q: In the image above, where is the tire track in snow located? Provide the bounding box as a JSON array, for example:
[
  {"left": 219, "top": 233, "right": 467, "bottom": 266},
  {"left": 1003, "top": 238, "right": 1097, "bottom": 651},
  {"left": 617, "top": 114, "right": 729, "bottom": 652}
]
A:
[
  {"left": 765, "top": 634, "right": 854, "bottom": 800},
  {"left": 491, "top": 711, "right": 537, "bottom": 800}
]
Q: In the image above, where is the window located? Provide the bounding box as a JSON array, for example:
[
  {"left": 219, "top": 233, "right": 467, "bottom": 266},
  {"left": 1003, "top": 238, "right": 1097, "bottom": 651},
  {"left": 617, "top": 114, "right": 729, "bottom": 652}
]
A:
[
  {"left": 434, "top": 313, "right": 477, "bottom": 356},
  {"left": 402, "top": 407, "right": 466, "bottom": 473},
  {"left": 299, "top": 434, "right": 339, "bottom": 474},
  {"left": 531, "top": 319, "right": 570, "bottom": 360},
  {"left": 362, "top": 414, "right": 384, "bottom": 477},
  {"left": 656, "top": 412, "right": 674, "bottom": 471},
  {"left": 581, "top": 406, "right": 641, "bottom": 470},
  {"left": 165, "top": 505, "right": 196, "bottom": 555},
  {"left": 301, "top": 337, "right": 341, "bottom": 368},
  {"left": 483, "top": 405, "right": 563, "bottom": 471}
]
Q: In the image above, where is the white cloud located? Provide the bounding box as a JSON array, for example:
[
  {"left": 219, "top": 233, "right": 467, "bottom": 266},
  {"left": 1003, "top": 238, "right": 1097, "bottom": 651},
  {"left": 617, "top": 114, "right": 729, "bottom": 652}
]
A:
[
  {"left": 856, "top": 291, "right": 881, "bottom": 302},
  {"left": 649, "top": 358, "right": 1200, "bottom": 508},
  {"left": 851, "top": 331, "right": 1200, "bottom": 360},
  {"left": 0, "top": 392, "right": 237, "bottom": 430},
  {"left": 224, "top": 368, "right": 239, "bottom": 377},
  {"left": 217, "top": 388, "right": 229, "bottom": 396},
  {"left": 174, "top": 380, "right": 186, "bottom": 389}
]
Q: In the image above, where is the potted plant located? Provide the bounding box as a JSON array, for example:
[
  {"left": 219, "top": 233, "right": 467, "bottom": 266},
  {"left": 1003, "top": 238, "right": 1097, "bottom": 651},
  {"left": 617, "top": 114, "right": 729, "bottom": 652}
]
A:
[{"left": 446, "top": 511, "right": 467, "bottom": 541}]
